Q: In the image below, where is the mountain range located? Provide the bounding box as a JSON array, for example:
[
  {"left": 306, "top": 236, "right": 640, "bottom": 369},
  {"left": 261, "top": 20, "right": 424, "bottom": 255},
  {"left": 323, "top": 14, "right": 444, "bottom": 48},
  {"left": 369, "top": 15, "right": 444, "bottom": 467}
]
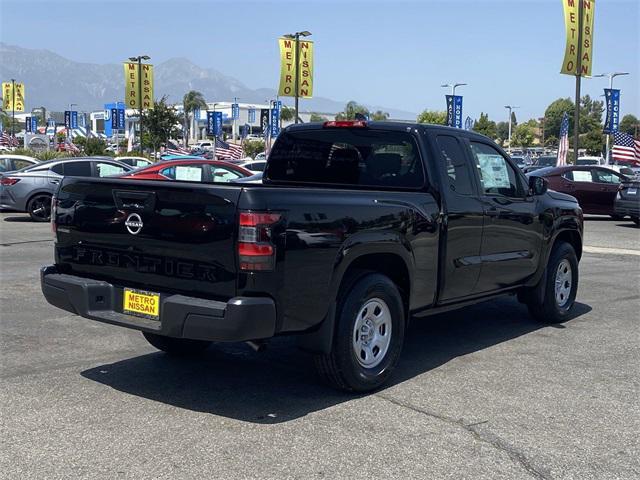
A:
[{"left": 0, "top": 43, "right": 415, "bottom": 119}]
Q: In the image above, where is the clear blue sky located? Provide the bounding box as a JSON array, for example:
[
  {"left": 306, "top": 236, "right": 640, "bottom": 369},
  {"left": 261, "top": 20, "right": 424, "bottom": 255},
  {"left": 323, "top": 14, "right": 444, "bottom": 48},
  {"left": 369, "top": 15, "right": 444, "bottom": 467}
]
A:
[{"left": 1, "top": 0, "right": 638, "bottom": 121}]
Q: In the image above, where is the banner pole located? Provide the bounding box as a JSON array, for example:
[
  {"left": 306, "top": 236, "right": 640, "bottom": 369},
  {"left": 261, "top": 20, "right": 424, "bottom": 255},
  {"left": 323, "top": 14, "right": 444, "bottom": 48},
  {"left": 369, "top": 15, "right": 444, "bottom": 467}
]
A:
[
  {"left": 294, "top": 34, "right": 300, "bottom": 124},
  {"left": 573, "top": 0, "right": 584, "bottom": 163},
  {"left": 11, "top": 78, "right": 15, "bottom": 138}
]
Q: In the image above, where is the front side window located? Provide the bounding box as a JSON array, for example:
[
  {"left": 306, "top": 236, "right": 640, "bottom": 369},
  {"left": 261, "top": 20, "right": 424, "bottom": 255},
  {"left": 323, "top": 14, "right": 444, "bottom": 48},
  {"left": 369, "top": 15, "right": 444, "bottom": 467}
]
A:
[
  {"left": 592, "top": 169, "right": 622, "bottom": 184},
  {"left": 470, "top": 142, "right": 524, "bottom": 197},
  {"left": 267, "top": 128, "right": 425, "bottom": 188},
  {"left": 436, "top": 135, "right": 474, "bottom": 195},
  {"left": 210, "top": 165, "right": 243, "bottom": 182},
  {"left": 12, "top": 159, "right": 34, "bottom": 170},
  {"left": 95, "top": 162, "right": 126, "bottom": 177}
]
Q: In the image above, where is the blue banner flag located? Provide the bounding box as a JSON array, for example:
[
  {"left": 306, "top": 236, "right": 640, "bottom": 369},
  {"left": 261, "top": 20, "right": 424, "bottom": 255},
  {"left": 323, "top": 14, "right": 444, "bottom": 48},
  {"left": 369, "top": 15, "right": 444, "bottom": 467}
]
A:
[
  {"left": 111, "top": 108, "right": 119, "bottom": 129},
  {"left": 270, "top": 102, "right": 280, "bottom": 137},
  {"left": 232, "top": 103, "right": 240, "bottom": 120},
  {"left": 31, "top": 116, "right": 37, "bottom": 132},
  {"left": 71, "top": 111, "right": 78, "bottom": 129},
  {"left": 214, "top": 111, "right": 223, "bottom": 136},
  {"left": 206, "top": 111, "right": 215, "bottom": 135},
  {"left": 445, "top": 95, "right": 454, "bottom": 127},
  {"left": 453, "top": 96, "right": 463, "bottom": 128},
  {"left": 64, "top": 111, "right": 71, "bottom": 128},
  {"left": 464, "top": 116, "right": 474, "bottom": 131},
  {"left": 603, "top": 89, "right": 620, "bottom": 134},
  {"left": 248, "top": 108, "right": 256, "bottom": 123},
  {"left": 25, "top": 117, "right": 32, "bottom": 133}
]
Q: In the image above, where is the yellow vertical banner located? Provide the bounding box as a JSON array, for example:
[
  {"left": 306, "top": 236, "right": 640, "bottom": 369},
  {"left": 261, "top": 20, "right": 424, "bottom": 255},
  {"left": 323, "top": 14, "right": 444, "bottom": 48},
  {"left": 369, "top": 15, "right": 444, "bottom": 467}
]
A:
[
  {"left": 13, "top": 83, "right": 25, "bottom": 112},
  {"left": 123, "top": 63, "right": 154, "bottom": 109},
  {"left": 124, "top": 62, "right": 139, "bottom": 108},
  {"left": 278, "top": 38, "right": 314, "bottom": 98},
  {"left": 2, "top": 82, "right": 13, "bottom": 110},
  {"left": 560, "top": 0, "right": 596, "bottom": 76},
  {"left": 141, "top": 64, "right": 154, "bottom": 109}
]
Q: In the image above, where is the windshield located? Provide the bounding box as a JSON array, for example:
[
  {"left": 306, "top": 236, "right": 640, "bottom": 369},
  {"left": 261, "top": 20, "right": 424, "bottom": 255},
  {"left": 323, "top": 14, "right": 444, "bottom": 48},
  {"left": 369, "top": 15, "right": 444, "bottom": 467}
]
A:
[{"left": 537, "top": 156, "right": 556, "bottom": 166}]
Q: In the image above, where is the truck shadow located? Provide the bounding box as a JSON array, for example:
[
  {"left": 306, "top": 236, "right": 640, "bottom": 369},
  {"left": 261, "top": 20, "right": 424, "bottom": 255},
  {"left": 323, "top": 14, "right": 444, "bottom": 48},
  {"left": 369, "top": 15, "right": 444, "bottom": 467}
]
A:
[{"left": 81, "top": 297, "right": 591, "bottom": 424}]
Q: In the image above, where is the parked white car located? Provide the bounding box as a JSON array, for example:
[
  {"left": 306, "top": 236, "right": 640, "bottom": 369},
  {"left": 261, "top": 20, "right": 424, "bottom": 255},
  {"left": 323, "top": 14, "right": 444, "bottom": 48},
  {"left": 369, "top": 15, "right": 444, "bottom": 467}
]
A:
[
  {"left": 237, "top": 160, "right": 266, "bottom": 173},
  {"left": 0, "top": 154, "right": 39, "bottom": 173}
]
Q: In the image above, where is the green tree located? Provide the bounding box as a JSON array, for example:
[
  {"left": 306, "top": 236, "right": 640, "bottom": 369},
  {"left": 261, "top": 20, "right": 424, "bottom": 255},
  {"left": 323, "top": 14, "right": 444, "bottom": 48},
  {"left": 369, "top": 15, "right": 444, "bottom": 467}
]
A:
[
  {"left": 619, "top": 114, "right": 639, "bottom": 136},
  {"left": 370, "top": 110, "right": 389, "bottom": 121},
  {"left": 496, "top": 121, "right": 510, "bottom": 146},
  {"left": 543, "top": 98, "right": 575, "bottom": 139},
  {"left": 143, "top": 96, "right": 182, "bottom": 159},
  {"left": 335, "top": 101, "right": 369, "bottom": 121},
  {"left": 243, "top": 139, "right": 265, "bottom": 159},
  {"left": 581, "top": 129, "right": 605, "bottom": 155},
  {"left": 280, "top": 106, "right": 295, "bottom": 122},
  {"left": 417, "top": 109, "right": 447, "bottom": 125},
  {"left": 0, "top": 110, "right": 23, "bottom": 133},
  {"left": 83, "top": 137, "right": 108, "bottom": 156},
  {"left": 511, "top": 123, "right": 536, "bottom": 147},
  {"left": 309, "top": 113, "right": 328, "bottom": 122},
  {"left": 182, "top": 90, "right": 207, "bottom": 145},
  {"left": 473, "top": 112, "right": 497, "bottom": 139}
]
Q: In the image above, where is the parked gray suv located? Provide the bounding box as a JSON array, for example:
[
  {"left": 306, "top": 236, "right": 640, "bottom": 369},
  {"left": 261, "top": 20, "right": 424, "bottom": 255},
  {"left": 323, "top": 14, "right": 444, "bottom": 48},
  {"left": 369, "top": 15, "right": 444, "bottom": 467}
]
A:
[{"left": 0, "top": 157, "right": 132, "bottom": 221}]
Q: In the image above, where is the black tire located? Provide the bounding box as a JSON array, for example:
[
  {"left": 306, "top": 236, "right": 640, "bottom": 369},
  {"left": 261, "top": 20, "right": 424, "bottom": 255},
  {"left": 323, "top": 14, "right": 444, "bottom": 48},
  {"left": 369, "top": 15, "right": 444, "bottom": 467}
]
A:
[
  {"left": 610, "top": 214, "right": 624, "bottom": 221},
  {"left": 314, "top": 273, "right": 405, "bottom": 392},
  {"left": 526, "top": 242, "right": 578, "bottom": 323},
  {"left": 27, "top": 193, "right": 52, "bottom": 222},
  {"left": 631, "top": 217, "right": 639, "bottom": 226},
  {"left": 142, "top": 331, "right": 211, "bottom": 356}
]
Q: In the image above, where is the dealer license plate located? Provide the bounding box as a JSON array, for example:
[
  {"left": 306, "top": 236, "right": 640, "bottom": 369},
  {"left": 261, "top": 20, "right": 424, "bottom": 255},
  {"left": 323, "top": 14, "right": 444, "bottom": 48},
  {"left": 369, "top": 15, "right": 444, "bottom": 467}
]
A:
[
  {"left": 123, "top": 288, "right": 160, "bottom": 319},
  {"left": 627, "top": 188, "right": 637, "bottom": 195}
]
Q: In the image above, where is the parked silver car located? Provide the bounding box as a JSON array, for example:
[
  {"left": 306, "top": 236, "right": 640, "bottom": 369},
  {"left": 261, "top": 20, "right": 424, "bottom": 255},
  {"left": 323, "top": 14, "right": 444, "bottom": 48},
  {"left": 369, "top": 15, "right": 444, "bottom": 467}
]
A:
[
  {"left": 0, "top": 154, "right": 39, "bottom": 173},
  {"left": 0, "top": 157, "right": 133, "bottom": 221}
]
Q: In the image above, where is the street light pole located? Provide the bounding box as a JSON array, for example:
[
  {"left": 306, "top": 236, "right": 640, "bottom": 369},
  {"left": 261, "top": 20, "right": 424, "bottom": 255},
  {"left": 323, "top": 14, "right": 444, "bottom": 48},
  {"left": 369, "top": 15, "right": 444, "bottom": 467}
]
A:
[
  {"left": 68, "top": 103, "right": 77, "bottom": 142},
  {"left": 592, "top": 72, "right": 630, "bottom": 163},
  {"left": 211, "top": 102, "right": 220, "bottom": 159},
  {"left": 283, "top": 31, "right": 311, "bottom": 124},
  {"left": 128, "top": 55, "right": 150, "bottom": 154},
  {"left": 504, "top": 105, "right": 519, "bottom": 153}
]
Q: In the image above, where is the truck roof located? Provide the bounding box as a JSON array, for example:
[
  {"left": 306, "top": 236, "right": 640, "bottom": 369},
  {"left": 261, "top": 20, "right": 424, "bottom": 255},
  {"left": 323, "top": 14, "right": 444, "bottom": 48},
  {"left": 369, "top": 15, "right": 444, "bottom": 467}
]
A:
[{"left": 283, "top": 121, "right": 492, "bottom": 141}]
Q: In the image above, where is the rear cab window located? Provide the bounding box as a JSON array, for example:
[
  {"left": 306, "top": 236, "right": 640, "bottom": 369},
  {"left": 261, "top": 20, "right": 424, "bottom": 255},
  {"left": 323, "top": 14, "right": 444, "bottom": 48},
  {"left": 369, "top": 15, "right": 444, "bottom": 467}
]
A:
[{"left": 266, "top": 127, "right": 426, "bottom": 189}]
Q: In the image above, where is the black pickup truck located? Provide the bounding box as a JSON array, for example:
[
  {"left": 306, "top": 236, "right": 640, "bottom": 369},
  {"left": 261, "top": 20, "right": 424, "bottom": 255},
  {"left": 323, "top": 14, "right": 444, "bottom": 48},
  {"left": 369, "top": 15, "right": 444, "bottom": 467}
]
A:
[{"left": 41, "top": 121, "right": 583, "bottom": 391}]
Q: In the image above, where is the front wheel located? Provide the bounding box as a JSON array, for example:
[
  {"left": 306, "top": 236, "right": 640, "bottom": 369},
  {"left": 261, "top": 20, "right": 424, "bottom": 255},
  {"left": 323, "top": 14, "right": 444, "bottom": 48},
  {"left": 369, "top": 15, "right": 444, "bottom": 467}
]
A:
[
  {"left": 142, "top": 332, "right": 211, "bottom": 356},
  {"left": 27, "top": 194, "right": 52, "bottom": 222},
  {"left": 526, "top": 242, "right": 579, "bottom": 323},
  {"left": 314, "top": 273, "right": 405, "bottom": 392}
]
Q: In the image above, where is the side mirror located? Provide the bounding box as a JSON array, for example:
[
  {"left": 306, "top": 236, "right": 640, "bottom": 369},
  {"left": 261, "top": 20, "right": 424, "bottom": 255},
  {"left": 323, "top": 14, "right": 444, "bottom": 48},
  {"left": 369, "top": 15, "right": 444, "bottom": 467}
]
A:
[{"left": 529, "top": 176, "right": 548, "bottom": 196}]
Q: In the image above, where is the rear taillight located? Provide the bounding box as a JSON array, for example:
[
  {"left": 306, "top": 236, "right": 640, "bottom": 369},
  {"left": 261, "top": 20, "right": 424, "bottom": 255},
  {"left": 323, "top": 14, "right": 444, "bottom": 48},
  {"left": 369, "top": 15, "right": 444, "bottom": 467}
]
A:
[
  {"left": 323, "top": 120, "right": 368, "bottom": 128},
  {"left": 238, "top": 211, "right": 281, "bottom": 271},
  {"left": 51, "top": 195, "right": 57, "bottom": 235},
  {"left": 0, "top": 177, "right": 20, "bottom": 186}
]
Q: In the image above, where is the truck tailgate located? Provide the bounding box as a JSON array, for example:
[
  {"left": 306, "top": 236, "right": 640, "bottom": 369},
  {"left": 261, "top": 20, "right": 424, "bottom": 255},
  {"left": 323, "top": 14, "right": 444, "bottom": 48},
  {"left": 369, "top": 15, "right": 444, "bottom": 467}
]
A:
[{"left": 54, "top": 177, "right": 242, "bottom": 300}]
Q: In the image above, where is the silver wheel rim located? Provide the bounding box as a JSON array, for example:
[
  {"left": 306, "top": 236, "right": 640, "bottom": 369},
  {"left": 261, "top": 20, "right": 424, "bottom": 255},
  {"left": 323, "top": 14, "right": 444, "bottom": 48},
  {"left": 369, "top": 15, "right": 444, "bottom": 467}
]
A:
[
  {"left": 31, "top": 195, "right": 51, "bottom": 219},
  {"left": 554, "top": 259, "right": 572, "bottom": 308},
  {"left": 352, "top": 298, "right": 392, "bottom": 369}
]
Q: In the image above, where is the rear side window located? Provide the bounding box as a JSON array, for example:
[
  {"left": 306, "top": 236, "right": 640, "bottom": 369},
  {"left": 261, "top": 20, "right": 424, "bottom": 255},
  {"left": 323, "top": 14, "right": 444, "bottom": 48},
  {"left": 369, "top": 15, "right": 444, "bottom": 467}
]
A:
[
  {"left": 592, "top": 169, "right": 622, "bottom": 184},
  {"left": 63, "top": 161, "right": 92, "bottom": 176},
  {"left": 12, "top": 159, "right": 34, "bottom": 170},
  {"left": 160, "top": 164, "right": 205, "bottom": 181},
  {"left": 266, "top": 129, "right": 425, "bottom": 188},
  {"left": 436, "top": 135, "right": 474, "bottom": 195},
  {"left": 95, "top": 162, "right": 127, "bottom": 177}
]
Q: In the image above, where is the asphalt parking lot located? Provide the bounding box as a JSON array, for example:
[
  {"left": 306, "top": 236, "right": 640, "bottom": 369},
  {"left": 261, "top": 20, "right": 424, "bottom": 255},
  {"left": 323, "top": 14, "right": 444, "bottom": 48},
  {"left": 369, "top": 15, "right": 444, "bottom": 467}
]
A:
[{"left": 1, "top": 212, "right": 639, "bottom": 480}]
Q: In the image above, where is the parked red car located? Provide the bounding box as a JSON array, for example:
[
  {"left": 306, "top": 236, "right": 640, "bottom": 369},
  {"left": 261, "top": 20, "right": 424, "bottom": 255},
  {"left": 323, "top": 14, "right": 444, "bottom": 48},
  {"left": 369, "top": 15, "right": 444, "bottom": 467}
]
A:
[
  {"left": 121, "top": 159, "right": 252, "bottom": 182},
  {"left": 527, "top": 165, "right": 632, "bottom": 217}
]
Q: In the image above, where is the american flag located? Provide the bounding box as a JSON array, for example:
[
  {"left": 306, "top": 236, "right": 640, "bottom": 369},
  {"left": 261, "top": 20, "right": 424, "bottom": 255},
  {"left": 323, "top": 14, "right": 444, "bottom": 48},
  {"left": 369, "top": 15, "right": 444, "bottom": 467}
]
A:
[
  {"left": 611, "top": 132, "right": 640, "bottom": 165},
  {"left": 556, "top": 112, "right": 570, "bottom": 166},
  {"left": 215, "top": 138, "right": 244, "bottom": 160},
  {"left": 0, "top": 132, "right": 19, "bottom": 147},
  {"left": 65, "top": 139, "right": 80, "bottom": 153},
  {"left": 164, "top": 140, "right": 191, "bottom": 156}
]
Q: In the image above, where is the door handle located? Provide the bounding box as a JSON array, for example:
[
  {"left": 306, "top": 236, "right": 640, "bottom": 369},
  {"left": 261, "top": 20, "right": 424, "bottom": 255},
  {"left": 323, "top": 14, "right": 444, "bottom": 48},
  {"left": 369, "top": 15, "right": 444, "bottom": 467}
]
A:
[{"left": 50, "top": 179, "right": 60, "bottom": 184}]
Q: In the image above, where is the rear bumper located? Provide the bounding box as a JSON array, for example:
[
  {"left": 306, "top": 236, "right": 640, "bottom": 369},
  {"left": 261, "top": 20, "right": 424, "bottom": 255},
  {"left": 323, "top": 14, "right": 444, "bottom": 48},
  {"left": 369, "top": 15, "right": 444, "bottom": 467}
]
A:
[
  {"left": 614, "top": 198, "right": 640, "bottom": 218},
  {"left": 40, "top": 265, "right": 276, "bottom": 342}
]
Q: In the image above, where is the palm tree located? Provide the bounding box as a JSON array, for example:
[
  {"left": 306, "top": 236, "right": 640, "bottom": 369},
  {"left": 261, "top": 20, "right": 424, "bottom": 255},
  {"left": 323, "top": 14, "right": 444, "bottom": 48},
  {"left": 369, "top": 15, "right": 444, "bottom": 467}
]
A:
[
  {"left": 370, "top": 110, "right": 389, "bottom": 121},
  {"left": 335, "top": 101, "right": 369, "bottom": 121},
  {"left": 280, "top": 106, "right": 295, "bottom": 122},
  {"left": 182, "top": 90, "right": 207, "bottom": 146}
]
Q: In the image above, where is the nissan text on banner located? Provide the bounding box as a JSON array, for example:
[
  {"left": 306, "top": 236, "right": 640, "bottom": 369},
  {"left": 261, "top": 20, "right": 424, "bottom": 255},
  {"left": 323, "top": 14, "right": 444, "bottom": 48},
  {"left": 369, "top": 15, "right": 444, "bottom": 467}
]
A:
[
  {"left": 278, "top": 38, "right": 314, "bottom": 98},
  {"left": 560, "top": 0, "right": 595, "bottom": 76},
  {"left": 123, "top": 62, "right": 154, "bottom": 109}
]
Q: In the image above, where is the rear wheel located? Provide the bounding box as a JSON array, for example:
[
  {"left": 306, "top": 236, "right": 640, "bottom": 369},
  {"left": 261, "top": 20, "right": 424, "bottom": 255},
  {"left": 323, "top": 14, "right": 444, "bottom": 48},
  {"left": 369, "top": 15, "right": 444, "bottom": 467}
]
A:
[
  {"left": 27, "top": 193, "right": 52, "bottom": 222},
  {"left": 314, "top": 273, "right": 405, "bottom": 392},
  {"left": 142, "top": 332, "right": 211, "bottom": 356},
  {"left": 526, "top": 242, "right": 578, "bottom": 323}
]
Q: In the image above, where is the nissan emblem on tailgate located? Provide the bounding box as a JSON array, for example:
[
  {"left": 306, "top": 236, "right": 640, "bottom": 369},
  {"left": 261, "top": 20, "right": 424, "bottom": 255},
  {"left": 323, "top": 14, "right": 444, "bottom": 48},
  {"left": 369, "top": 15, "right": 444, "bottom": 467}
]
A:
[{"left": 125, "top": 213, "right": 143, "bottom": 235}]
